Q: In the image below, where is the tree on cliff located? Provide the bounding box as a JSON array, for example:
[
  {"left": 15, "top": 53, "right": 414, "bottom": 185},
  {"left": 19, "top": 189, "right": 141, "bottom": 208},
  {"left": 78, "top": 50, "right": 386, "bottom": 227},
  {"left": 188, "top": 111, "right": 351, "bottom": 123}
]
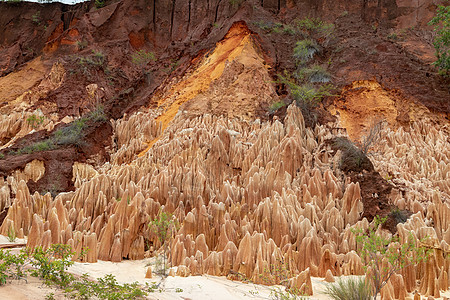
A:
[{"left": 429, "top": 5, "right": 450, "bottom": 76}]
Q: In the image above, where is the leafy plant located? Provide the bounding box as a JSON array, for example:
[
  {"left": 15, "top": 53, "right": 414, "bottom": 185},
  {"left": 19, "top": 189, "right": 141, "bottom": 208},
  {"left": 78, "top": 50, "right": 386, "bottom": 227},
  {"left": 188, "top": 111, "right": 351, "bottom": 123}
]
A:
[
  {"left": 293, "top": 39, "right": 320, "bottom": 65},
  {"left": 428, "top": 5, "right": 450, "bottom": 75},
  {"left": 278, "top": 74, "right": 332, "bottom": 107},
  {"left": 26, "top": 114, "right": 45, "bottom": 129},
  {"left": 270, "top": 286, "right": 305, "bottom": 300},
  {"left": 0, "top": 153, "right": 4, "bottom": 160},
  {"left": 30, "top": 244, "right": 76, "bottom": 286},
  {"left": 0, "top": 248, "right": 29, "bottom": 285},
  {"left": 295, "top": 17, "right": 334, "bottom": 39},
  {"left": 131, "top": 50, "right": 156, "bottom": 66},
  {"left": 7, "top": 225, "right": 16, "bottom": 243},
  {"left": 324, "top": 277, "right": 372, "bottom": 300},
  {"left": 76, "top": 40, "right": 88, "bottom": 51},
  {"left": 17, "top": 140, "right": 55, "bottom": 155},
  {"left": 229, "top": 0, "right": 243, "bottom": 7},
  {"left": 269, "top": 101, "right": 286, "bottom": 113},
  {"left": 32, "top": 11, "right": 41, "bottom": 24},
  {"left": 95, "top": 0, "right": 105, "bottom": 8},
  {"left": 352, "top": 216, "right": 430, "bottom": 300},
  {"left": 149, "top": 211, "right": 179, "bottom": 276},
  {"left": 296, "top": 65, "right": 331, "bottom": 83}
]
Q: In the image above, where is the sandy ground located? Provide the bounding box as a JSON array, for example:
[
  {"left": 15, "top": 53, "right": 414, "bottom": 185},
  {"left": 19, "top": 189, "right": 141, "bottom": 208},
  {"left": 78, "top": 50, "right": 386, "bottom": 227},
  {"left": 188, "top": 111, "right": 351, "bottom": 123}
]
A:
[{"left": 0, "top": 238, "right": 449, "bottom": 299}]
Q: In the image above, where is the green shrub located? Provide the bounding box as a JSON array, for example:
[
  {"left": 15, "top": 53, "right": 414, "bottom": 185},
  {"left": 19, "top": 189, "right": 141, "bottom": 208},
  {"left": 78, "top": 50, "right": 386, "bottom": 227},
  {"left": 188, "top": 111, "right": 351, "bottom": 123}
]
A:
[
  {"left": 0, "top": 153, "right": 4, "bottom": 160},
  {"left": 30, "top": 244, "right": 75, "bottom": 286},
  {"left": 428, "top": 5, "right": 450, "bottom": 76},
  {"left": 352, "top": 216, "right": 430, "bottom": 300},
  {"left": 53, "top": 119, "right": 87, "bottom": 147},
  {"left": 296, "top": 65, "right": 331, "bottom": 83},
  {"left": 295, "top": 17, "right": 334, "bottom": 39},
  {"left": 26, "top": 114, "right": 45, "bottom": 129},
  {"left": 32, "top": 11, "right": 41, "bottom": 24},
  {"left": 95, "top": 0, "right": 105, "bottom": 8},
  {"left": 76, "top": 40, "right": 88, "bottom": 51},
  {"left": 7, "top": 226, "right": 16, "bottom": 243},
  {"left": 324, "top": 277, "right": 372, "bottom": 300},
  {"left": 149, "top": 211, "right": 179, "bottom": 276},
  {"left": 269, "top": 101, "right": 286, "bottom": 113},
  {"left": 131, "top": 50, "right": 156, "bottom": 66},
  {"left": 332, "top": 137, "right": 368, "bottom": 171},
  {"left": 0, "top": 248, "right": 31, "bottom": 285},
  {"left": 270, "top": 286, "right": 306, "bottom": 300},
  {"left": 293, "top": 39, "right": 320, "bottom": 65},
  {"left": 17, "top": 140, "right": 55, "bottom": 155}
]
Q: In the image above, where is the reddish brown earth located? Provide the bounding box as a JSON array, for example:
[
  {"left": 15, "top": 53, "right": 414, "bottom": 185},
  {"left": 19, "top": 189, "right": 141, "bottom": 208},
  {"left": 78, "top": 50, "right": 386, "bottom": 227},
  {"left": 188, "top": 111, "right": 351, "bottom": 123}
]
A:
[{"left": 0, "top": 0, "right": 448, "bottom": 233}]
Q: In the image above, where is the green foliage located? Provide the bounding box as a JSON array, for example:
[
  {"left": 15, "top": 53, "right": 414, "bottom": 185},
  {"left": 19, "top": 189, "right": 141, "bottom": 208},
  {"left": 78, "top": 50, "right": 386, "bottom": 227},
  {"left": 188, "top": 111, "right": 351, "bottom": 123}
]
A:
[
  {"left": 389, "top": 208, "right": 408, "bottom": 224},
  {"left": 0, "top": 153, "right": 4, "bottom": 160},
  {"left": 0, "top": 248, "right": 29, "bottom": 285},
  {"left": 295, "top": 17, "right": 334, "bottom": 39},
  {"left": 131, "top": 50, "right": 156, "bottom": 67},
  {"left": 95, "top": 0, "right": 105, "bottom": 8},
  {"left": 229, "top": 0, "right": 243, "bottom": 7},
  {"left": 259, "top": 258, "right": 292, "bottom": 286},
  {"left": 32, "top": 11, "right": 41, "bottom": 24},
  {"left": 324, "top": 277, "right": 372, "bottom": 300},
  {"left": 149, "top": 211, "right": 179, "bottom": 276},
  {"left": 16, "top": 140, "right": 55, "bottom": 155},
  {"left": 0, "top": 244, "right": 151, "bottom": 299},
  {"left": 45, "top": 293, "right": 55, "bottom": 300},
  {"left": 387, "top": 32, "right": 398, "bottom": 41},
  {"left": 26, "top": 114, "right": 45, "bottom": 129},
  {"left": 269, "top": 101, "right": 286, "bottom": 113},
  {"left": 76, "top": 50, "right": 106, "bottom": 76},
  {"left": 66, "top": 273, "right": 147, "bottom": 299},
  {"left": 296, "top": 65, "right": 331, "bottom": 83},
  {"left": 332, "top": 137, "right": 367, "bottom": 170},
  {"left": 428, "top": 5, "right": 450, "bottom": 75},
  {"left": 293, "top": 39, "right": 320, "bottom": 65},
  {"left": 76, "top": 40, "right": 88, "bottom": 51},
  {"left": 30, "top": 244, "right": 75, "bottom": 286},
  {"left": 7, "top": 225, "right": 16, "bottom": 243},
  {"left": 278, "top": 74, "right": 332, "bottom": 107},
  {"left": 53, "top": 118, "right": 87, "bottom": 147},
  {"left": 270, "top": 286, "right": 305, "bottom": 300},
  {"left": 352, "top": 216, "right": 430, "bottom": 300},
  {"left": 14, "top": 106, "right": 105, "bottom": 156}
]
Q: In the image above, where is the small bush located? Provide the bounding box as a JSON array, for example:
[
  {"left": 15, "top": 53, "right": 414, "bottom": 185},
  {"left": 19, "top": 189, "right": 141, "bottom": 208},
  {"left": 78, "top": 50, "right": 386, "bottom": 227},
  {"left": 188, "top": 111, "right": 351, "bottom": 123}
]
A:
[
  {"left": 352, "top": 216, "right": 431, "bottom": 300},
  {"left": 76, "top": 40, "right": 88, "bottom": 51},
  {"left": 389, "top": 208, "right": 409, "bottom": 224},
  {"left": 95, "top": 0, "right": 105, "bottom": 8},
  {"left": 296, "top": 65, "right": 331, "bottom": 83},
  {"left": 7, "top": 226, "right": 16, "bottom": 243},
  {"left": 295, "top": 17, "right": 334, "bottom": 39},
  {"left": 149, "top": 211, "right": 179, "bottom": 276},
  {"left": 17, "top": 140, "right": 55, "bottom": 155},
  {"left": 270, "top": 286, "right": 305, "bottom": 300},
  {"left": 131, "top": 50, "right": 156, "bottom": 66},
  {"left": 428, "top": 5, "right": 450, "bottom": 75},
  {"left": 30, "top": 244, "right": 75, "bottom": 287},
  {"left": 53, "top": 119, "right": 87, "bottom": 147},
  {"left": 269, "top": 101, "right": 286, "bottom": 113},
  {"left": 26, "top": 114, "right": 45, "bottom": 129},
  {"left": 0, "top": 153, "right": 4, "bottom": 160},
  {"left": 324, "top": 277, "right": 372, "bottom": 300},
  {"left": 293, "top": 39, "right": 320, "bottom": 65},
  {"left": 332, "top": 137, "right": 371, "bottom": 172}
]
